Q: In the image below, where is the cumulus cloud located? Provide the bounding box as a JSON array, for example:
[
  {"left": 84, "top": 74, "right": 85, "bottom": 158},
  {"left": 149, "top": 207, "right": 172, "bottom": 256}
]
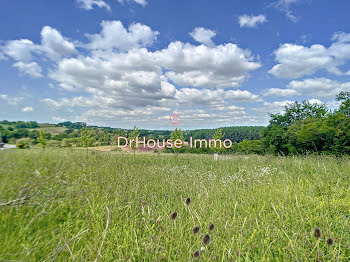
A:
[
  {"left": 263, "top": 78, "right": 350, "bottom": 100},
  {"left": 238, "top": 14, "right": 267, "bottom": 28},
  {"left": 260, "top": 100, "right": 294, "bottom": 114},
  {"left": 269, "top": 33, "right": 350, "bottom": 79},
  {"left": 76, "top": 0, "right": 111, "bottom": 10},
  {"left": 40, "top": 26, "right": 76, "bottom": 60},
  {"left": 1, "top": 39, "right": 38, "bottom": 62},
  {"left": 85, "top": 20, "right": 158, "bottom": 51},
  {"left": 1, "top": 26, "right": 76, "bottom": 63},
  {"left": 189, "top": 27, "right": 216, "bottom": 47},
  {"left": 43, "top": 21, "right": 261, "bottom": 127},
  {"left": 287, "top": 78, "right": 350, "bottom": 99},
  {"left": 0, "top": 26, "right": 76, "bottom": 78},
  {"left": 263, "top": 88, "right": 300, "bottom": 97},
  {"left": 173, "top": 88, "right": 260, "bottom": 107},
  {"left": 1, "top": 20, "right": 263, "bottom": 127},
  {"left": 13, "top": 62, "right": 43, "bottom": 78},
  {"left": 159, "top": 42, "right": 261, "bottom": 88},
  {"left": 21, "top": 107, "right": 34, "bottom": 112}
]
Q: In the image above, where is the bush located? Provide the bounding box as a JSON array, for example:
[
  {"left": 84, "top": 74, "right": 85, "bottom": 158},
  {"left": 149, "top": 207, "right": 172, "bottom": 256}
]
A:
[{"left": 8, "top": 137, "right": 17, "bottom": 144}]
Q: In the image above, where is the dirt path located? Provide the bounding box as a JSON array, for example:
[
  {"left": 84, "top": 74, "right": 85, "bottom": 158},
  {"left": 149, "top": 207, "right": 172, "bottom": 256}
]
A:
[{"left": 0, "top": 144, "right": 16, "bottom": 150}]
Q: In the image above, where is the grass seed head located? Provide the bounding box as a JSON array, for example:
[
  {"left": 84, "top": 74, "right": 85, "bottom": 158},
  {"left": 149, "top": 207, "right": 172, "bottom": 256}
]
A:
[
  {"left": 327, "top": 237, "right": 334, "bottom": 246},
  {"left": 193, "top": 250, "right": 200, "bottom": 259},
  {"left": 193, "top": 226, "right": 200, "bottom": 234},
  {"left": 185, "top": 197, "right": 191, "bottom": 206},
  {"left": 170, "top": 211, "right": 177, "bottom": 220},
  {"left": 209, "top": 223, "right": 214, "bottom": 231},
  {"left": 313, "top": 228, "right": 322, "bottom": 238},
  {"left": 202, "top": 234, "right": 211, "bottom": 246}
]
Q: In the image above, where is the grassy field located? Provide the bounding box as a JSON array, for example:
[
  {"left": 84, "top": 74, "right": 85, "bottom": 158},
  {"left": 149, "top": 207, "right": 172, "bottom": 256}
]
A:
[
  {"left": 0, "top": 149, "right": 349, "bottom": 261},
  {"left": 31, "top": 125, "right": 68, "bottom": 136}
]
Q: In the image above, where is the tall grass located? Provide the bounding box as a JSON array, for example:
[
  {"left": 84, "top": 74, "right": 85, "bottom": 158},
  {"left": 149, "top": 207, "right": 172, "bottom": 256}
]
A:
[{"left": 0, "top": 148, "right": 349, "bottom": 261}]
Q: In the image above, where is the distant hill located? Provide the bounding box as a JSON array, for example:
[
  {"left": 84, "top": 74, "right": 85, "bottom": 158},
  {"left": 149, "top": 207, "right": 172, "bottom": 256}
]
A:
[{"left": 0, "top": 120, "right": 265, "bottom": 144}]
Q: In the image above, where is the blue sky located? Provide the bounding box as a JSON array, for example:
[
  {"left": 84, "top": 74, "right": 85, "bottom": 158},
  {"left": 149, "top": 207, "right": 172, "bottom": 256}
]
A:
[{"left": 0, "top": 0, "right": 350, "bottom": 129}]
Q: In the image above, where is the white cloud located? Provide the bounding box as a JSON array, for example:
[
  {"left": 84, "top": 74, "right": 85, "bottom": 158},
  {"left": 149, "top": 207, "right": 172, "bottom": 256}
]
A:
[
  {"left": 85, "top": 20, "right": 158, "bottom": 51},
  {"left": 263, "top": 88, "right": 300, "bottom": 97},
  {"left": 173, "top": 88, "right": 260, "bottom": 107},
  {"left": 13, "top": 62, "right": 43, "bottom": 78},
  {"left": 1, "top": 27, "right": 76, "bottom": 62},
  {"left": 238, "top": 14, "right": 267, "bottom": 28},
  {"left": 159, "top": 42, "right": 261, "bottom": 88},
  {"left": 40, "top": 26, "right": 76, "bottom": 60},
  {"left": 118, "top": 0, "right": 147, "bottom": 6},
  {"left": 52, "top": 116, "right": 67, "bottom": 122},
  {"left": 76, "top": 0, "right": 111, "bottom": 10},
  {"left": 332, "top": 32, "right": 350, "bottom": 43},
  {"left": 189, "top": 27, "right": 216, "bottom": 47},
  {"left": 260, "top": 100, "right": 294, "bottom": 114},
  {"left": 0, "top": 94, "right": 24, "bottom": 105},
  {"left": 21, "top": 107, "right": 34, "bottom": 112},
  {"left": 1, "top": 39, "right": 38, "bottom": 62},
  {"left": 287, "top": 78, "right": 350, "bottom": 99},
  {"left": 307, "top": 99, "right": 324, "bottom": 105},
  {"left": 43, "top": 21, "right": 262, "bottom": 127},
  {"left": 270, "top": 0, "right": 299, "bottom": 22},
  {"left": 1, "top": 20, "right": 264, "bottom": 128},
  {"left": 0, "top": 26, "right": 76, "bottom": 78},
  {"left": 270, "top": 33, "right": 350, "bottom": 79},
  {"left": 262, "top": 78, "right": 350, "bottom": 100}
]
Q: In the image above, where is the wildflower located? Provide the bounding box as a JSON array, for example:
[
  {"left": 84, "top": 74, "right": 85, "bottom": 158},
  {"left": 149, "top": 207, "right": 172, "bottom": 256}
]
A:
[
  {"left": 202, "top": 234, "right": 211, "bottom": 246},
  {"left": 185, "top": 197, "right": 191, "bottom": 206},
  {"left": 193, "top": 226, "right": 200, "bottom": 234},
  {"left": 327, "top": 237, "right": 334, "bottom": 246},
  {"left": 209, "top": 223, "right": 214, "bottom": 231},
  {"left": 313, "top": 228, "right": 322, "bottom": 238},
  {"left": 170, "top": 211, "right": 177, "bottom": 220},
  {"left": 193, "top": 250, "right": 200, "bottom": 259}
]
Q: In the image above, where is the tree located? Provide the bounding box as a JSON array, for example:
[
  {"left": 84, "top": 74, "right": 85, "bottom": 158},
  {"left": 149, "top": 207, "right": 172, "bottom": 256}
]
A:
[
  {"left": 80, "top": 127, "right": 92, "bottom": 157},
  {"left": 336, "top": 91, "right": 350, "bottom": 117},
  {"left": 170, "top": 128, "right": 184, "bottom": 155},
  {"left": 129, "top": 126, "right": 140, "bottom": 156},
  {"left": 286, "top": 118, "right": 336, "bottom": 154},
  {"left": 38, "top": 130, "right": 46, "bottom": 148},
  {"left": 268, "top": 100, "right": 328, "bottom": 128},
  {"left": 261, "top": 100, "right": 329, "bottom": 155},
  {"left": 211, "top": 128, "right": 225, "bottom": 154},
  {"left": 238, "top": 140, "right": 264, "bottom": 154}
]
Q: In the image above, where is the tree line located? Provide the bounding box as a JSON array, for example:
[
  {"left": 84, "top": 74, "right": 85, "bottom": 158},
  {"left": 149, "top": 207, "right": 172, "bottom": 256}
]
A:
[
  {"left": 261, "top": 91, "right": 350, "bottom": 156},
  {"left": 1, "top": 91, "right": 349, "bottom": 155}
]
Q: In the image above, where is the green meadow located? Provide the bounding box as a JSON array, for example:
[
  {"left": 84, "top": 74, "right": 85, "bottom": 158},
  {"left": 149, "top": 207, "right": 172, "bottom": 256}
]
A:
[{"left": 0, "top": 148, "right": 349, "bottom": 261}]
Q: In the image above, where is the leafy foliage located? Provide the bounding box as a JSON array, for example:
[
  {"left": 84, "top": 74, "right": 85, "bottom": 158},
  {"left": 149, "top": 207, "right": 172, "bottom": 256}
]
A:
[
  {"left": 261, "top": 93, "right": 350, "bottom": 155},
  {"left": 38, "top": 131, "right": 46, "bottom": 148},
  {"left": 128, "top": 126, "right": 140, "bottom": 151},
  {"left": 170, "top": 128, "right": 184, "bottom": 154}
]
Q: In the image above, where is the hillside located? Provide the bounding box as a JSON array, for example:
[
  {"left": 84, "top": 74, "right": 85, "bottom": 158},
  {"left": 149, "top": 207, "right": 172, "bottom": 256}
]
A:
[{"left": 0, "top": 120, "right": 264, "bottom": 146}]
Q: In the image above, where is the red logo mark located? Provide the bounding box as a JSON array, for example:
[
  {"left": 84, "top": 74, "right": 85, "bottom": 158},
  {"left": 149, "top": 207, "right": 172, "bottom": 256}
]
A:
[{"left": 169, "top": 113, "right": 181, "bottom": 126}]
